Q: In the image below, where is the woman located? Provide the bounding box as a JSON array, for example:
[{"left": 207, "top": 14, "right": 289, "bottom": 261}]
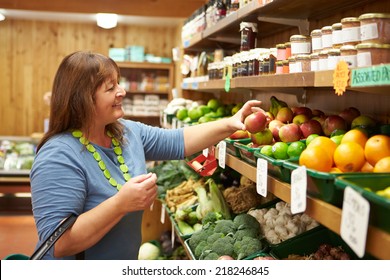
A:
[{"left": 30, "top": 50, "right": 262, "bottom": 260}]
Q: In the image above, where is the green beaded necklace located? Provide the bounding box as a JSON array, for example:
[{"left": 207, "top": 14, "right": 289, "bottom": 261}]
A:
[{"left": 72, "top": 130, "right": 131, "bottom": 191}]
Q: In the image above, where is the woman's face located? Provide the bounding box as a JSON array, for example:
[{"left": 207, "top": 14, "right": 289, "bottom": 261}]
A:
[{"left": 94, "top": 76, "right": 125, "bottom": 126}]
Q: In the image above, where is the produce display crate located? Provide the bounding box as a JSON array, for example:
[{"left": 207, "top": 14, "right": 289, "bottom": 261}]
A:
[
  {"left": 335, "top": 173, "right": 390, "bottom": 233},
  {"left": 224, "top": 138, "right": 251, "bottom": 158},
  {"left": 233, "top": 142, "right": 261, "bottom": 166},
  {"left": 282, "top": 160, "right": 344, "bottom": 206},
  {"left": 253, "top": 151, "right": 291, "bottom": 183},
  {"left": 169, "top": 204, "right": 199, "bottom": 240},
  {"left": 269, "top": 226, "right": 374, "bottom": 260},
  {"left": 184, "top": 239, "right": 197, "bottom": 260}
]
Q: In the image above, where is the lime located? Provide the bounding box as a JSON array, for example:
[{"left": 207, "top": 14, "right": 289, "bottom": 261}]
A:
[
  {"left": 330, "top": 134, "right": 344, "bottom": 145},
  {"left": 287, "top": 141, "right": 306, "bottom": 159},
  {"left": 207, "top": 99, "right": 221, "bottom": 112},
  {"left": 260, "top": 145, "right": 273, "bottom": 158},
  {"left": 216, "top": 106, "right": 226, "bottom": 117},
  {"left": 198, "top": 105, "right": 211, "bottom": 115},
  {"left": 272, "top": 142, "right": 289, "bottom": 160},
  {"left": 188, "top": 107, "right": 203, "bottom": 121},
  {"left": 176, "top": 108, "right": 188, "bottom": 121},
  {"left": 305, "top": 134, "right": 319, "bottom": 146},
  {"left": 330, "top": 129, "right": 346, "bottom": 137}
]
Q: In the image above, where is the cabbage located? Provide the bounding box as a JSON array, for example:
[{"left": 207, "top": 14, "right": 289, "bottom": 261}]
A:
[{"left": 138, "top": 242, "right": 161, "bottom": 260}]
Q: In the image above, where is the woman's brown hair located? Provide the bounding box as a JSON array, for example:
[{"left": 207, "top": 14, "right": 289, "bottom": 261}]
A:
[{"left": 37, "top": 51, "right": 124, "bottom": 152}]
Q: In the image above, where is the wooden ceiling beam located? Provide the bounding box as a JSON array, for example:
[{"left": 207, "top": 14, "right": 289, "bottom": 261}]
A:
[{"left": 0, "top": 0, "right": 207, "bottom": 18}]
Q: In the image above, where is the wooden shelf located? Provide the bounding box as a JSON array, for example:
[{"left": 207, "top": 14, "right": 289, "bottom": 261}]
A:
[
  {"left": 222, "top": 152, "right": 390, "bottom": 260},
  {"left": 116, "top": 61, "right": 173, "bottom": 71},
  {"left": 126, "top": 90, "right": 169, "bottom": 95}
]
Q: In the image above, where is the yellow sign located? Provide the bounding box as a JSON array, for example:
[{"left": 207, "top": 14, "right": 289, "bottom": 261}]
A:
[{"left": 333, "top": 60, "right": 350, "bottom": 96}]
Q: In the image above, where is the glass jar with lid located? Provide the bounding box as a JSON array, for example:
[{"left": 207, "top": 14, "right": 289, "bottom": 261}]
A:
[
  {"left": 327, "top": 48, "right": 341, "bottom": 70},
  {"left": 282, "top": 59, "right": 289, "bottom": 74},
  {"left": 321, "top": 26, "right": 333, "bottom": 50},
  {"left": 290, "top": 35, "right": 311, "bottom": 55},
  {"left": 341, "top": 17, "right": 361, "bottom": 45},
  {"left": 340, "top": 45, "right": 357, "bottom": 68},
  {"left": 332, "top": 23, "right": 343, "bottom": 48},
  {"left": 275, "top": 60, "right": 284, "bottom": 74},
  {"left": 276, "top": 43, "right": 287, "bottom": 61},
  {"left": 288, "top": 56, "right": 297, "bottom": 73},
  {"left": 240, "top": 22, "right": 258, "bottom": 51},
  {"left": 358, "top": 13, "right": 390, "bottom": 44},
  {"left": 318, "top": 50, "right": 329, "bottom": 70},
  {"left": 310, "top": 52, "right": 320, "bottom": 71},
  {"left": 356, "top": 43, "right": 390, "bottom": 67},
  {"left": 295, "top": 54, "right": 311, "bottom": 72},
  {"left": 311, "top": 29, "right": 322, "bottom": 52}
]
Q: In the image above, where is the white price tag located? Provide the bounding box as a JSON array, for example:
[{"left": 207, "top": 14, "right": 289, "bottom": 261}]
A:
[
  {"left": 160, "top": 203, "right": 165, "bottom": 224},
  {"left": 171, "top": 222, "right": 175, "bottom": 246},
  {"left": 172, "top": 118, "right": 177, "bottom": 129},
  {"left": 218, "top": 141, "right": 226, "bottom": 169},
  {"left": 202, "top": 148, "right": 209, "bottom": 157},
  {"left": 163, "top": 114, "right": 168, "bottom": 128},
  {"left": 256, "top": 158, "right": 268, "bottom": 197},
  {"left": 290, "top": 165, "right": 307, "bottom": 214},
  {"left": 340, "top": 186, "right": 370, "bottom": 258}
]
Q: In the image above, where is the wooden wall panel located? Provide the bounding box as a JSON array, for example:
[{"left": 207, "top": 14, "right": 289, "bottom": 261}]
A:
[{"left": 0, "top": 19, "right": 180, "bottom": 136}]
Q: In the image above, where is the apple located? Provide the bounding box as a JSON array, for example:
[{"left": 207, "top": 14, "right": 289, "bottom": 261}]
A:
[
  {"left": 339, "top": 107, "right": 360, "bottom": 127},
  {"left": 229, "top": 130, "right": 250, "bottom": 139},
  {"left": 268, "top": 119, "right": 285, "bottom": 142},
  {"left": 351, "top": 115, "right": 376, "bottom": 129},
  {"left": 293, "top": 114, "right": 310, "bottom": 125},
  {"left": 312, "top": 115, "right": 326, "bottom": 127},
  {"left": 312, "top": 109, "right": 325, "bottom": 117},
  {"left": 244, "top": 111, "right": 267, "bottom": 134},
  {"left": 322, "top": 115, "right": 347, "bottom": 136},
  {"left": 279, "top": 123, "right": 302, "bottom": 143},
  {"left": 265, "top": 111, "right": 274, "bottom": 124},
  {"left": 251, "top": 128, "right": 274, "bottom": 146},
  {"left": 276, "top": 107, "right": 294, "bottom": 123},
  {"left": 292, "top": 106, "right": 313, "bottom": 118},
  {"left": 299, "top": 119, "right": 323, "bottom": 138}
]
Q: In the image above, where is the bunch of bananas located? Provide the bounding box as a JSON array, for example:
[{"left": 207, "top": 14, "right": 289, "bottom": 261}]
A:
[{"left": 269, "top": 96, "right": 288, "bottom": 118}]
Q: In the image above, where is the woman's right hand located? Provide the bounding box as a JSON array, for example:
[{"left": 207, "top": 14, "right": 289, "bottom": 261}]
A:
[{"left": 115, "top": 172, "right": 158, "bottom": 213}]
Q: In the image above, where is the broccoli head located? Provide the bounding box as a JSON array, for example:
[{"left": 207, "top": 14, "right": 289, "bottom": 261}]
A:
[
  {"left": 233, "top": 213, "right": 261, "bottom": 232},
  {"left": 188, "top": 226, "right": 213, "bottom": 251},
  {"left": 233, "top": 236, "right": 263, "bottom": 260},
  {"left": 202, "top": 211, "right": 224, "bottom": 226},
  {"left": 214, "top": 219, "right": 237, "bottom": 235},
  {"left": 194, "top": 240, "right": 209, "bottom": 259},
  {"left": 211, "top": 235, "right": 235, "bottom": 258},
  {"left": 206, "top": 232, "right": 225, "bottom": 245},
  {"left": 234, "top": 228, "right": 259, "bottom": 241},
  {"left": 201, "top": 251, "right": 220, "bottom": 260}
]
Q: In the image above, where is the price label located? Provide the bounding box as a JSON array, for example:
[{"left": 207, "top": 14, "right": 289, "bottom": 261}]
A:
[
  {"left": 160, "top": 203, "right": 165, "bottom": 224},
  {"left": 163, "top": 114, "right": 168, "bottom": 128},
  {"left": 340, "top": 186, "right": 370, "bottom": 258},
  {"left": 256, "top": 158, "right": 268, "bottom": 197},
  {"left": 172, "top": 118, "right": 177, "bottom": 129},
  {"left": 290, "top": 166, "right": 307, "bottom": 214},
  {"left": 218, "top": 141, "right": 226, "bottom": 169},
  {"left": 202, "top": 148, "right": 209, "bottom": 157}
]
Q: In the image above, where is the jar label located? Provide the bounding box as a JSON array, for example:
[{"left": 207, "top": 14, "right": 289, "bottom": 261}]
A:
[
  {"left": 340, "top": 55, "right": 357, "bottom": 68},
  {"left": 322, "top": 34, "right": 333, "bottom": 49},
  {"left": 319, "top": 58, "right": 329, "bottom": 70},
  {"left": 357, "top": 52, "right": 372, "bottom": 67},
  {"left": 360, "top": 23, "right": 379, "bottom": 41},
  {"left": 295, "top": 61, "right": 303, "bottom": 73},
  {"left": 291, "top": 42, "right": 311, "bottom": 54},
  {"left": 342, "top": 27, "right": 361, "bottom": 44},
  {"left": 332, "top": 30, "right": 343, "bottom": 46},
  {"left": 311, "top": 60, "right": 319, "bottom": 71},
  {"left": 312, "top": 37, "right": 322, "bottom": 51},
  {"left": 328, "top": 56, "right": 341, "bottom": 70}
]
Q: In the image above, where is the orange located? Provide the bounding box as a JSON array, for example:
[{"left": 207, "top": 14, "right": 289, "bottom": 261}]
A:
[
  {"left": 306, "top": 136, "right": 337, "bottom": 163},
  {"left": 333, "top": 142, "right": 366, "bottom": 172},
  {"left": 299, "top": 146, "right": 333, "bottom": 172},
  {"left": 364, "top": 135, "right": 390, "bottom": 166},
  {"left": 329, "top": 167, "right": 343, "bottom": 173},
  {"left": 340, "top": 128, "right": 368, "bottom": 148},
  {"left": 360, "top": 160, "right": 374, "bottom": 172},
  {"left": 373, "top": 156, "right": 390, "bottom": 172}
]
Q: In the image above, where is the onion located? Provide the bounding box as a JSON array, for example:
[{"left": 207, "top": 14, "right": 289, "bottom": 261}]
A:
[{"left": 218, "top": 255, "right": 235, "bottom": 260}]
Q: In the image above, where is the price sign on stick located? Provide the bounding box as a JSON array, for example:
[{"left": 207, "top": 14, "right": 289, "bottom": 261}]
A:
[
  {"left": 340, "top": 186, "right": 370, "bottom": 258},
  {"left": 218, "top": 141, "right": 226, "bottom": 169},
  {"left": 256, "top": 158, "right": 268, "bottom": 197},
  {"left": 290, "top": 166, "right": 307, "bottom": 214}
]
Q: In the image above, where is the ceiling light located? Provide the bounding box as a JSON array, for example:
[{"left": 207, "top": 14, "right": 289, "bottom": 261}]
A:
[
  {"left": 96, "top": 13, "right": 118, "bottom": 29},
  {"left": 0, "top": 12, "right": 5, "bottom": 21}
]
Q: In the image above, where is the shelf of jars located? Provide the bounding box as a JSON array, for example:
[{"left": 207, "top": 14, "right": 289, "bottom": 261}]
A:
[{"left": 219, "top": 151, "right": 390, "bottom": 260}]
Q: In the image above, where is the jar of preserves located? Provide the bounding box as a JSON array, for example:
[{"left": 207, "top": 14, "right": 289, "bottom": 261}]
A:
[
  {"left": 282, "top": 59, "right": 289, "bottom": 74},
  {"left": 275, "top": 60, "right": 284, "bottom": 74},
  {"left": 295, "top": 54, "right": 311, "bottom": 72},
  {"left": 356, "top": 43, "right": 390, "bottom": 67},
  {"left": 288, "top": 56, "right": 297, "bottom": 73},
  {"left": 240, "top": 51, "right": 250, "bottom": 76},
  {"left": 341, "top": 17, "right": 361, "bottom": 45},
  {"left": 321, "top": 26, "right": 333, "bottom": 50},
  {"left": 359, "top": 13, "right": 390, "bottom": 44},
  {"left": 318, "top": 50, "right": 329, "bottom": 70},
  {"left": 310, "top": 52, "right": 320, "bottom": 71},
  {"left": 290, "top": 35, "right": 311, "bottom": 55},
  {"left": 340, "top": 45, "right": 357, "bottom": 68},
  {"left": 327, "top": 48, "right": 341, "bottom": 70},
  {"left": 332, "top": 23, "right": 343, "bottom": 48},
  {"left": 311, "top": 29, "right": 322, "bottom": 52},
  {"left": 285, "top": 42, "right": 292, "bottom": 59},
  {"left": 240, "top": 22, "right": 258, "bottom": 51},
  {"left": 276, "top": 43, "right": 287, "bottom": 61}
]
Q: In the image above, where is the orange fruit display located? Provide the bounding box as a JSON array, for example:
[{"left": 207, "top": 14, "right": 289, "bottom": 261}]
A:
[
  {"left": 340, "top": 128, "right": 368, "bottom": 148},
  {"left": 364, "top": 135, "right": 390, "bottom": 166},
  {"left": 360, "top": 160, "right": 374, "bottom": 172},
  {"left": 299, "top": 146, "right": 333, "bottom": 172},
  {"left": 333, "top": 142, "right": 366, "bottom": 172},
  {"left": 373, "top": 156, "right": 390, "bottom": 172},
  {"left": 306, "top": 136, "right": 337, "bottom": 164}
]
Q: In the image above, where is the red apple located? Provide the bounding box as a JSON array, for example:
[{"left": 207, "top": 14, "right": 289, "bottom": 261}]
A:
[
  {"left": 279, "top": 123, "right": 302, "bottom": 142},
  {"left": 293, "top": 114, "right": 310, "bottom": 125},
  {"left": 312, "top": 109, "right": 325, "bottom": 117},
  {"left": 251, "top": 128, "right": 274, "bottom": 146},
  {"left": 276, "top": 107, "right": 294, "bottom": 123},
  {"left": 268, "top": 119, "right": 285, "bottom": 142},
  {"left": 244, "top": 111, "right": 267, "bottom": 134},
  {"left": 338, "top": 107, "right": 361, "bottom": 128},
  {"left": 322, "top": 115, "right": 347, "bottom": 136},
  {"left": 292, "top": 106, "right": 313, "bottom": 118},
  {"left": 229, "top": 130, "right": 250, "bottom": 139},
  {"left": 299, "top": 119, "right": 323, "bottom": 138}
]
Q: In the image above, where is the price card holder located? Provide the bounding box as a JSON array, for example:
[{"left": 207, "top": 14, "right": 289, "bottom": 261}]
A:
[
  {"left": 202, "top": 148, "right": 209, "bottom": 157},
  {"left": 290, "top": 165, "right": 307, "bottom": 214},
  {"left": 218, "top": 141, "right": 226, "bottom": 169},
  {"left": 340, "top": 186, "right": 370, "bottom": 258},
  {"left": 187, "top": 146, "right": 217, "bottom": 176},
  {"left": 256, "top": 158, "right": 268, "bottom": 197}
]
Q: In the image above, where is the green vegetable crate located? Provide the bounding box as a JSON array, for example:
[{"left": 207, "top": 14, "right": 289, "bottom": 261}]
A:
[
  {"left": 282, "top": 160, "right": 344, "bottom": 206},
  {"left": 253, "top": 151, "right": 291, "bottom": 183},
  {"left": 335, "top": 173, "right": 390, "bottom": 233},
  {"left": 233, "top": 142, "right": 261, "bottom": 166},
  {"left": 224, "top": 138, "right": 251, "bottom": 158},
  {"left": 269, "top": 226, "right": 374, "bottom": 260}
]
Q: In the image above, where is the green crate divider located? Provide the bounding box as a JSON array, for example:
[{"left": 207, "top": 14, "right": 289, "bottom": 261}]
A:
[
  {"left": 335, "top": 173, "right": 390, "bottom": 233},
  {"left": 233, "top": 142, "right": 261, "bottom": 166},
  {"left": 224, "top": 138, "right": 252, "bottom": 158},
  {"left": 254, "top": 150, "right": 291, "bottom": 183}
]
